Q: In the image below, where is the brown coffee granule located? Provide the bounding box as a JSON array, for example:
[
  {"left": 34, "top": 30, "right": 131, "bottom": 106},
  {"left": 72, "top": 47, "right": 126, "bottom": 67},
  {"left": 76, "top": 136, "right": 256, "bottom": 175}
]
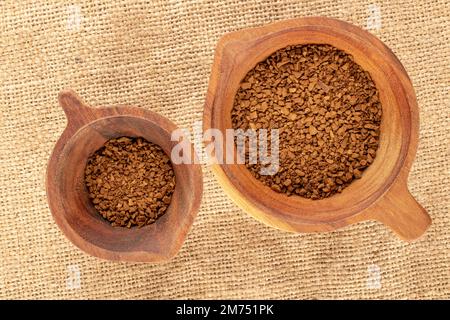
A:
[
  {"left": 84, "top": 137, "right": 175, "bottom": 227},
  {"left": 231, "top": 44, "right": 382, "bottom": 200}
]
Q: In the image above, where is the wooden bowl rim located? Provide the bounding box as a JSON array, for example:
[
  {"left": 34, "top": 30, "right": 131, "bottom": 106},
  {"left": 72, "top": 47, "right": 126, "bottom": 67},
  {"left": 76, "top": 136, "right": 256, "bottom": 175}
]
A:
[
  {"left": 203, "top": 17, "right": 418, "bottom": 226},
  {"left": 47, "top": 96, "right": 203, "bottom": 262}
]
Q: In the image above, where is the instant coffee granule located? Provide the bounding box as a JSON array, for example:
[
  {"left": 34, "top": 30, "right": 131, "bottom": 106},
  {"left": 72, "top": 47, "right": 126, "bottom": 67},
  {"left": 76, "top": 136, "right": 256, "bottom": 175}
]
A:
[
  {"left": 231, "top": 44, "right": 382, "bottom": 200},
  {"left": 84, "top": 137, "right": 175, "bottom": 227}
]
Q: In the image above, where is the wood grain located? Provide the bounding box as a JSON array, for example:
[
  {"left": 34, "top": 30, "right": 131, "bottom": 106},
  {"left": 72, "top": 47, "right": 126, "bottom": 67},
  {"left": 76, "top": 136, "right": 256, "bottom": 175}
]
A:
[
  {"left": 203, "top": 17, "right": 431, "bottom": 241},
  {"left": 47, "top": 89, "right": 203, "bottom": 262}
]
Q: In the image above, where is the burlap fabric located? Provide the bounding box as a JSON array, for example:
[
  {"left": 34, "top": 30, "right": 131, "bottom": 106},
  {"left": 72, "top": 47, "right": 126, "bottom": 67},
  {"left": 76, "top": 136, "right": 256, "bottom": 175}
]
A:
[{"left": 1, "top": 0, "right": 448, "bottom": 299}]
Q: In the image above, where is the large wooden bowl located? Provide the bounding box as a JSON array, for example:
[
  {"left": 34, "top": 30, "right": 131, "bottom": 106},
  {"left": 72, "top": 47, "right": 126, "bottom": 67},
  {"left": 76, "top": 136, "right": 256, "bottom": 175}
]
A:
[
  {"left": 47, "top": 90, "right": 203, "bottom": 262},
  {"left": 203, "top": 17, "right": 431, "bottom": 241}
]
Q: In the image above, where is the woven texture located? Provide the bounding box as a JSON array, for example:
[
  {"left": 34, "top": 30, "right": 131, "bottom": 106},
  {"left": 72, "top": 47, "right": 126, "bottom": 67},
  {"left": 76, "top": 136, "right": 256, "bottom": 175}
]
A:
[{"left": 1, "top": 0, "right": 449, "bottom": 299}]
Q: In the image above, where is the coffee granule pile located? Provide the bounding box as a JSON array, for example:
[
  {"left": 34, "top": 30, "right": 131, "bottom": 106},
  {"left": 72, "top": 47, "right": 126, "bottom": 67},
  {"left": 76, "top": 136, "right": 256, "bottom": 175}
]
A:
[
  {"left": 231, "top": 44, "right": 382, "bottom": 199},
  {"left": 85, "top": 137, "right": 175, "bottom": 227}
]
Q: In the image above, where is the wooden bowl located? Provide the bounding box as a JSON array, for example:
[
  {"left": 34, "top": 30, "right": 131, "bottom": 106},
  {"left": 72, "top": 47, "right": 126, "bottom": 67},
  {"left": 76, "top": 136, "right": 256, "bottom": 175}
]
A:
[
  {"left": 203, "top": 17, "right": 431, "bottom": 241},
  {"left": 47, "top": 90, "right": 203, "bottom": 262}
]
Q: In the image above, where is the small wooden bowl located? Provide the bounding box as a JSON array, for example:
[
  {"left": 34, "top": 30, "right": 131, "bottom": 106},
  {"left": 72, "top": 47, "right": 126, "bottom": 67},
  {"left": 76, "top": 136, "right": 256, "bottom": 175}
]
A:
[
  {"left": 47, "top": 90, "right": 203, "bottom": 262},
  {"left": 203, "top": 17, "right": 431, "bottom": 241}
]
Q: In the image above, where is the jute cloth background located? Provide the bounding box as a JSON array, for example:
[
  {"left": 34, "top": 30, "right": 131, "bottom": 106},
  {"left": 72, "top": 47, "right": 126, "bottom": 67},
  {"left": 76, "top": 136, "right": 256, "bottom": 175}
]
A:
[{"left": 1, "top": 0, "right": 448, "bottom": 299}]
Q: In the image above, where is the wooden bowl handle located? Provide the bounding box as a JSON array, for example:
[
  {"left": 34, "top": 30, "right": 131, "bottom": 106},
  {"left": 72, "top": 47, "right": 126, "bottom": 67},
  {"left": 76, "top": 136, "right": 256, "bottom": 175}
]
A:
[
  {"left": 58, "top": 89, "right": 93, "bottom": 132},
  {"left": 369, "top": 178, "right": 431, "bottom": 241}
]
